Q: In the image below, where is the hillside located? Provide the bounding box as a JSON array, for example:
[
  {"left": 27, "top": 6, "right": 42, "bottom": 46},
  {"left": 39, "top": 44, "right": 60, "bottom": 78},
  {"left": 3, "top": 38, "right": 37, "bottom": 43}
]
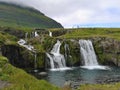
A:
[{"left": 0, "top": 2, "right": 63, "bottom": 29}]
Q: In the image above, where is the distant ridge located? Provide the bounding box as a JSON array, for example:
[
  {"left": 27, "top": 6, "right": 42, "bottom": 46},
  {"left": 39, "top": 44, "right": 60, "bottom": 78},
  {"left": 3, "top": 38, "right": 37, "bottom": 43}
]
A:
[{"left": 0, "top": 2, "right": 63, "bottom": 29}]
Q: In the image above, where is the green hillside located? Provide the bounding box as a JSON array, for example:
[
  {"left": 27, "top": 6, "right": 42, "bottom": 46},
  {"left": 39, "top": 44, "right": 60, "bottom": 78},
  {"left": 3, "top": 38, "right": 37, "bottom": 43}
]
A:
[{"left": 0, "top": 2, "right": 63, "bottom": 29}]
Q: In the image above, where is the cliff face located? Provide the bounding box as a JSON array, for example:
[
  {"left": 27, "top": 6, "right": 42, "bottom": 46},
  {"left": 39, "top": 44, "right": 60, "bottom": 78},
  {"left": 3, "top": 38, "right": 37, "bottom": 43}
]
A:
[
  {"left": 57, "top": 38, "right": 120, "bottom": 67},
  {"left": 1, "top": 37, "right": 120, "bottom": 70},
  {"left": 93, "top": 37, "right": 120, "bottom": 66},
  {"left": 1, "top": 45, "right": 45, "bottom": 70}
]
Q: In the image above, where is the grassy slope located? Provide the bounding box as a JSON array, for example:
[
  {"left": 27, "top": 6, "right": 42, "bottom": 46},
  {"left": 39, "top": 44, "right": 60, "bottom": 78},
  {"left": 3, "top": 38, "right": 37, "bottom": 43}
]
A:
[
  {"left": 0, "top": 56, "right": 59, "bottom": 90},
  {"left": 0, "top": 32, "right": 17, "bottom": 45},
  {"left": 58, "top": 28, "right": 120, "bottom": 40},
  {"left": 0, "top": 2, "right": 63, "bottom": 29}
]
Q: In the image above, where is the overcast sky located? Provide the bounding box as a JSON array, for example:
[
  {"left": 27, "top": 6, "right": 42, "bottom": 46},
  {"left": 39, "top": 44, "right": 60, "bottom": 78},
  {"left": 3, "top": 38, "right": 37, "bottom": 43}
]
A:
[{"left": 1, "top": 0, "right": 120, "bottom": 28}]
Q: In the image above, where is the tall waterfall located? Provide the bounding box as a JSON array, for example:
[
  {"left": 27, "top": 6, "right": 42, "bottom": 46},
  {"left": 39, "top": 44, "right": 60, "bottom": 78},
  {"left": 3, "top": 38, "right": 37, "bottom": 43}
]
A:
[
  {"left": 46, "top": 40, "right": 70, "bottom": 70},
  {"left": 79, "top": 40, "right": 108, "bottom": 70},
  {"left": 79, "top": 40, "right": 98, "bottom": 66}
]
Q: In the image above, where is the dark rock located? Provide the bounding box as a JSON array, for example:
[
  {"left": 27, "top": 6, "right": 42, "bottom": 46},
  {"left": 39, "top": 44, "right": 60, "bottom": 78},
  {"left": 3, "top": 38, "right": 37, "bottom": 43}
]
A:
[
  {"left": 1, "top": 45, "right": 45, "bottom": 69},
  {"left": 3, "top": 28, "right": 25, "bottom": 38}
]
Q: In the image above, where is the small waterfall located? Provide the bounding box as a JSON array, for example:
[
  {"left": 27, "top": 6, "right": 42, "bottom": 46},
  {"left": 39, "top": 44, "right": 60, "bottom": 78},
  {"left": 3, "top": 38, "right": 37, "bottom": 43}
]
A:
[
  {"left": 46, "top": 40, "right": 70, "bottom": 70},
  {"left": 49, "top": 31, "right": 52, "bottom": 37},
  {"left": 18, "top": 39, "right": 34, "bottom": 51},
  {"left": 35, "top": 31, "right": 39, "bottom": 37},
  {"left": 34, "top": 51, "right": 38, "bottom": 72},
  {"left": 64, "top": 44, "right": 68, "bottom": 59},
  {"left": 64, "top": 43, "right": 73, "bottom": 67},
  {"left": 18, "top": 39, "right": 39, "bottom": 71},
  {"left": 64, "top": 44, "right": 70, "bottom": 59},
  {"left": 79, "top": 40, "right": 108, "bottom": 70},
  {"left": 25, "top": 32, "right": 28, "bottom": 41},
  {"left": 34, "top": 51, "right": 37, "bottom": 68},
  {"left": 46, "top": 53, "right": 55, "bottom": 69}
]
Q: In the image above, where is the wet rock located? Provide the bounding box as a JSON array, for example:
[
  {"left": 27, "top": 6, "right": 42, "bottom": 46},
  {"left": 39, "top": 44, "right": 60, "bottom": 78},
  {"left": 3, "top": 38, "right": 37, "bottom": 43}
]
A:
[{"left": 38, "top": 72, "right": 48, "bottom": 76}]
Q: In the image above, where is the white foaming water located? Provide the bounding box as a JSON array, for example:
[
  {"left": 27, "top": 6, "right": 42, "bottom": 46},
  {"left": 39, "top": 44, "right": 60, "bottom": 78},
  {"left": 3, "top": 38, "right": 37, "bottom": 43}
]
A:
[
  {"left": 17, "top": 39, "right": 34, "bottom": 51},
  {"left": 25, "top": 32, "right": 28, "bottom": 40},
  {"left": 79, "top": 40, "right": 109, "bottom": 70},
  {"left": 18, "top": 39, "right": 38, "bottom": 71},
  {"left": 50, "top": 67, "right": 72, "bottom": 71},
  {"left": 64, "top": 44, "right": 70, "bottom": 59},
  {"left": 35, "top": 31, "right": 39, "bottom": 37},
  {"left": 46, "top": 53, "right": 55, "bottom": 69},
  {"left": 81, "top": 66, "right": 110, "bottom": 70},
  {"left": 46, "top": 40, "right": 70, "bottom": 70},
  {"left": 49, "top": 31, "right": 52, "bottom": 37}
]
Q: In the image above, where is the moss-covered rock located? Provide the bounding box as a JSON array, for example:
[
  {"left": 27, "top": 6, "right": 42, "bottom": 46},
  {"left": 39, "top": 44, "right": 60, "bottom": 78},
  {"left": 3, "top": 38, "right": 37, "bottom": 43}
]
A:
[
  {"left": 93, "top": 37, "right": 120, "bottom": 66},
  {"left": 60, "top": 39, "right": 80, "bottom": 67},
  {"left": 1, "top": 45, "right": 47, "bottom": 70}
]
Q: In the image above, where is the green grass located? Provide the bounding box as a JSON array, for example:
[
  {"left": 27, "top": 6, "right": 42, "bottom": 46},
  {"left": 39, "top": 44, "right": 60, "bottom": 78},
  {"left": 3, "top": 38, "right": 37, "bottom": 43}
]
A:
[
  {"left": 0, "top": 32, "right": 17, "bottom": 46},
  {"left": 78, "top": 83, "right": 120, "bottom": 90},
  {"left": 0, "top": 2, "right": 63, "bottom": 29},
  {"left": 0, "top": 56, "right": 59, "bottom": 90},
  {"left": 60, "top": 28, "right": 120, "bottom": 40}
]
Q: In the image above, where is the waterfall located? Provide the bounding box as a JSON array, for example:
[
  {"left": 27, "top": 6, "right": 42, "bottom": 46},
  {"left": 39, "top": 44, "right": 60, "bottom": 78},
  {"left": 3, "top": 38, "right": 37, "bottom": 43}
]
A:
[
  {"left": 25, "top": 32, "right": 28, "bottom": 41},
  {"left": 49, "top": 31, "right": 52, "bottom": 37},
  {"left": 18, "top": 39, "right": 39, "bottom": 72},
  {"left": 79, "top": 40, "right": 108, "bottom": 70},
  {"left": 46, "top": 53, "right": 55, "bottom": 69},
  {"left": 34, "top": 51, "right": 38, "bottom": 72},
  {"left": 18, "top": 39, "right": 34, "bottom": 51},
  {"left": 64, "top": 44, "right": 68, "bottom": 59},
  {"left": 46, "top": 40, "right": 70, "bottom": 71},
  {"left": 79, "top": 40, "right": 98, "bottom": 66},
  {"left": 35, "top": 31, "right": 39, "bottom": 37}
]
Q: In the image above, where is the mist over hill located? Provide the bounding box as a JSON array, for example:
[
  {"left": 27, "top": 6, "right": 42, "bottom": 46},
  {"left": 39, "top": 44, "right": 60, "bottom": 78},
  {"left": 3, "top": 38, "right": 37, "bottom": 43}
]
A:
[{"left": 0, "top": 2, "right": 63, "bottom": 29}]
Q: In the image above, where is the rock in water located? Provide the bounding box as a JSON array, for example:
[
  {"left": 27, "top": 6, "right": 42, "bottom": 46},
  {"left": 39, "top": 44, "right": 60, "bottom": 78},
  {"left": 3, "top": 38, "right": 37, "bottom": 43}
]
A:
[{"left": 38, "top": 72, "right": 48, "bottom": 76}]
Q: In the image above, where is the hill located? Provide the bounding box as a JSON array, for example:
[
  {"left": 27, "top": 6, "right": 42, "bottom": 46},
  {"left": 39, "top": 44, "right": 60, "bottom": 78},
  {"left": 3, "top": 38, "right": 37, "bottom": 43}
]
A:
[{"left": 0, "top": 2, "right": 63, "bottom": 29}]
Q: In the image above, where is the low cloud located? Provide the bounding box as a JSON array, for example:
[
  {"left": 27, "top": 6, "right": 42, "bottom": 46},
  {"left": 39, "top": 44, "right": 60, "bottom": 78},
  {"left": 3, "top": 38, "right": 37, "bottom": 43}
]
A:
[{"left": 0, "top": 0, "right": 120, "bottom": 27}]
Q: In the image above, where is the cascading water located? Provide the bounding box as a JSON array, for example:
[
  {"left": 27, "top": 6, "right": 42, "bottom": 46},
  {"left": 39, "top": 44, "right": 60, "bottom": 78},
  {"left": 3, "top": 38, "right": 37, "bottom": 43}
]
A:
[
  {"left": 79, "top": 40, "right": 108, "bottom": 70},
  {"left": 25, "top": 32, "right": 28, "bottom": 41},
  {"left": 64, "top": 44, "right": 69, "bottom": 59},
  {"left": 17, "top": 38, "right": 38, "bottom": 72},
  {"left": 34, "top": 51, "right": 38, "bottom": 72},
  {"left": 79, "top": 40, "right": 98, "bottom": 66},
  {"left": 46, "top": 40, "right": 70, "bottom": 71},
  {"left": 49, "top": 31, "right": 52, "bottom": 37},
  {"left": 35, "top": 31, "right": 39, "bottom": 37},
  {"left": 64, "top": 44, "right": 73, "bottom": 66},
  {"left": 17, "top": 39, "right": 34, "bottom": 51}
]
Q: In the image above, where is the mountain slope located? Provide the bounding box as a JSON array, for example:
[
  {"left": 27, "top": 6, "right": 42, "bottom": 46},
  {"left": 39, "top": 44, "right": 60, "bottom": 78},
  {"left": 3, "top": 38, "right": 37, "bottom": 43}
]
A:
[{"left": 0, "top": 2, "right": 63, "bottom": 29}]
